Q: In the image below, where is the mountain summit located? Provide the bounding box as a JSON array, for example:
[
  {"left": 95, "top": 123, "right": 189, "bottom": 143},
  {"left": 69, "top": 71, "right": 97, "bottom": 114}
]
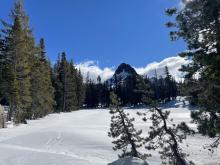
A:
[
  {"left": 114, "top": 63, "right": 137, "bottom": 76},
  {"left": 106, "top": 63, "right": 142, "bottom": 105},
  {"left": 107, "top": 63, "right": 138, "bottom": 86}
]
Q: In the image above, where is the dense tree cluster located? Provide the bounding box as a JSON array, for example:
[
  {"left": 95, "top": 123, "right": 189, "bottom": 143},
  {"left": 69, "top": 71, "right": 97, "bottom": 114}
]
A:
[
  {"left": 53, "top": 52, "right": 84, "bottom": 112},
  {"left": 84, "top": 65, "right": 178, "bottom": 108},
  {"left": 83, "top": 75, "right": 110, "bottom": 108},
  {"left": 0, "top": 0, "right": 84, "bottom": 123},
  {"left": 146, "top": 66, "right": 178, "bottom": 102}
]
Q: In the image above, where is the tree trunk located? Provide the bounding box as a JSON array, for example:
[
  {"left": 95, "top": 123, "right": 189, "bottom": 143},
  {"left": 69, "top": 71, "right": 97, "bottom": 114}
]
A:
[
  {"left": 118, "top": 109, "right": 139, "bottom": 158},
  {"left": 155, "top": 106, "right": 187, "bottom": 165}
]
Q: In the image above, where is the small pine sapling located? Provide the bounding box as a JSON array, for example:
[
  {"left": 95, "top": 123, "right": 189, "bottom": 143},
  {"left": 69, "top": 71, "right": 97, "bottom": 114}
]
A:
[{"left": 108, "top": 92, "right": 150, "bottom": 159}]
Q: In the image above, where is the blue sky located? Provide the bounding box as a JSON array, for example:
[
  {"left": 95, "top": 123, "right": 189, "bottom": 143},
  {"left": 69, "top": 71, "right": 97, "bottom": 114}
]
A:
[{"left": 0, "top": 0, "right": 186, "bottom": 69}]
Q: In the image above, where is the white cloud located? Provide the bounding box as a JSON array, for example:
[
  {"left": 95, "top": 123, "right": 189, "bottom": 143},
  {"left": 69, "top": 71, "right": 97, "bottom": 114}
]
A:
[
  {"left": 75, "top": 61, "right": 114, "bottom": 82},
  {"left": 76, "top": 56, "right": 191, "bottom": 83},
  {"left": 179, "top": 0, "right": 193, "bottom": 9},
  {"left": 134, "top": 56, "right": 191, "bottom": 82}
]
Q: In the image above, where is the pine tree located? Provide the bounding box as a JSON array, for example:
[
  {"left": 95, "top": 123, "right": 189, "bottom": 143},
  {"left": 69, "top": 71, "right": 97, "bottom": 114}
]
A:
[
  {"left": 75, "top": 70, "right": 85, "bottom": 109},
  {"left": 53, "top": 53, "right": 81, "bottom": 112},
  {"left": 0, "top": 24, "right": 19, "bottom": 121},
  {"left": 67, "top": 60, "right": 78, "bottom": 111},
  {"left": 144, "top": 106, "right": 194, "bottom": 165},
  {"left": 164, "top": 66, "right": 177, "bottom": 101},
  {"left": 152, "top": 69, "right": 160, "bottom": 100},
  {"left": 166, "top": 0, "right": 220, "bottom": 148},
  {"left": 135, "top": 75, "right": 153, "bottom": 105},
  {"left": 0, "top": 35, "right": 4, "bottom": 99},
  {"left": 108, "top": 92, "right": 149, "bottom": 159},
  {"left": 96, "top": 75, "right": 103, "bottom": 107},
  {"left": 0, "top": 0, "right": 37, "bottom": 123},
  {"left": 30, "top": 45, "right": 44, "bottom": 118},
  {"left": 30, "top": 38, "right": 54, "bottom": 118},
  {"left": 39, "top": 38, "right": 55, "bottom": 115},
  {"left": 84, "top": 73, "right": 98, "bottom": 108},
  {"left": 137, "top": 78, "right": 194, "bottom": 165},
  {"left": 53, "top": 54, "right": 63, "bottom": 112},
  {"left": 55, "top": 52, "right": 68, "bottom": 112}
]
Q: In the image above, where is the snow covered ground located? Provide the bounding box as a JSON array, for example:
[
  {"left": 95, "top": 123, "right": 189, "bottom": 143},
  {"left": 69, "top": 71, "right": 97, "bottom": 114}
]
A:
[{"left": 0, "top": 100, "right": 219, "bottom": 165}]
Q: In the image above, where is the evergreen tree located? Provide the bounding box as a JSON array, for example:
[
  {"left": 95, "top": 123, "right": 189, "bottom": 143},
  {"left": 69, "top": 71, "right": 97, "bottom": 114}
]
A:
[
  {"left": 108, "top": 92, "right": 149, "bottom": 159},
  {"left": 137, "top": 79, "right": 194, "bottom": 165},
  {"left": 144, "top": 106, "right": 194, "bottom": 165},
  {"left": 53, "top": 52, "right": 81, "bottom": 112},
  {"left": 1, "top": 0, "right": 34, "bottom": 123},
  {"left": 68, "top": 60, "right": 78, "bottom": 111},
  {"left": 94, "top": 76, "right": 110, "bottom": 107},
  {"left": 166, "top": 0, "right": 220, "bottom": 147},
  {"left": 96, "top": 75, "right": 102, "bottom": 106},
  {"left": 135, "top": 75, "right": 153, "bottom": 105},
  {"left": 164, "top": 66, "right": 177, "bottom": 101},
  {"left": 30, "top": 44, "right": 44, "bottom": 118},
  {"left": 102, "top": 81, "right": 110, "bottom": 107},
  {"left": 30, "top": 38, "right": 54, "bottom": 118},
  {"left": 75, "top": 70, "right": 85, "bottom": 109},
  {"left": 84, "top": 76, "right": 98, "bottom": 108},
  {"left": 151, "top": 69, "right": 160, "bottom": 100},
  {"left": 39, "top": 39, "right": 55, "bottom": 115},
  {"left": 0, "top": 20, "right": 19, "bottom": 121},
  {"left": 0, "top": 34, "right": 5, "bottom": 99}
]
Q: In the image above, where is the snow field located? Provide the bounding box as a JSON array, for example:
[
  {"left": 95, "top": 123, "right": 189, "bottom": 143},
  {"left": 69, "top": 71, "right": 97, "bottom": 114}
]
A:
[{"left": 0, "top": 103, "right": 219, "bottom": 165}]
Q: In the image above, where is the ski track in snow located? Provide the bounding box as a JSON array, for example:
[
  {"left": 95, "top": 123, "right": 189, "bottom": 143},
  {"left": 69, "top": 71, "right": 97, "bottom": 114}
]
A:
[{"left": 0, "top": 101, "right": 219, "bottom": 165}]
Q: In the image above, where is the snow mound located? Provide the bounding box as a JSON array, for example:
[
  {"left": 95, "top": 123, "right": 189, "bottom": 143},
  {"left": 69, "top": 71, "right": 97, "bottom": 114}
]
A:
[{"left": 108, "top": 157, "right": 149, "bottom": 165}]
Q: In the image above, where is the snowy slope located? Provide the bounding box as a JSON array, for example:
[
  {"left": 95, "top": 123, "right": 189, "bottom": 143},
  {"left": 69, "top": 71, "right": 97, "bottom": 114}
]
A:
[
  {"left": 0, "top": 101, "right": 219, "bottom": 165},
  {"left": 108, "top": 157, "right": 149, "bottom": 165}
]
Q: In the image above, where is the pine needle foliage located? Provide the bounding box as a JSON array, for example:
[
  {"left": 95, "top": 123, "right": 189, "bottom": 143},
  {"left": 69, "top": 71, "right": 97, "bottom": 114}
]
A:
[
  {"left": 166, "top": 0, "right": 220, "bottom": 149},
  {"left": 137, "top": 79, "right": 194, "bottom": 165},
  {"left": 108, "top": 92, "right": 150, "bottom": 160}
]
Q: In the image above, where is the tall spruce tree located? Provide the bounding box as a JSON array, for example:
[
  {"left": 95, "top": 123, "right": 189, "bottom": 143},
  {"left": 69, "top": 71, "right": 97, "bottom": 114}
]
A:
[
  {"left": 0, "top": 34, "right": 4, "bottom": 99},
  {"left": 68, "top": 60, "right": 78, "bottom": 111},
  {"left": 30, "top": 38, "right": 54, "bottom": 118},
  {"left": 0, "top": 24, "right": 19, "bottom": 121},
  {"left": 54, "top": 52, "right": 81, "bottom": 112},
  {"left": 75, "top": 70, "right": 85, "bottom": 108},
  {"left": 164, "top": 66, "right": 177, "bottom": 101},
  {"left": 38, "top": 38, "right": 55, "bottom": 115},
  {"left": 166, "top": 0, "right": 220, "bottom": 148},
  {"left": 1, "top": 0, "right": 34, "bottom": 123},
  {"left": 53, "top": 54, "right": 63, "bottom": 112}
]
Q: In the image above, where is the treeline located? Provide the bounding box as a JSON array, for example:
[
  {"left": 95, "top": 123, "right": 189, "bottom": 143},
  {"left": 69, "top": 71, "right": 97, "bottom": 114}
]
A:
[
  {"left": 0, "top": 0, "right": 84, "bottom": 123},
  {"left": 53, "top": 52, "right": 84, "bottom": 112},
  {"left": 147, "top": 66, "right": 178, "bottom": 102},
  {"left": 83, "top": 66, "right": 178, "bottom": 108},
  {"left": 84, "top": 75, "right": 110, "bottom": 108}
]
